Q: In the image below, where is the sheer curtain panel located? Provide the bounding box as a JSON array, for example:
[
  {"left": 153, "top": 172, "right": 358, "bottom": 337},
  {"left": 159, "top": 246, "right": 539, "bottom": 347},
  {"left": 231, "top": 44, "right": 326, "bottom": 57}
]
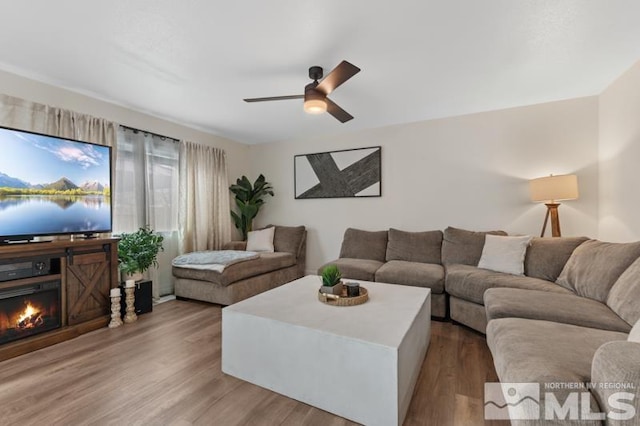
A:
[
  {"left": 114, "top": 127, "right": 180, "bottom": 298},
  {"left": 178, "top": 141, "right": 231, "bottom": 254}
]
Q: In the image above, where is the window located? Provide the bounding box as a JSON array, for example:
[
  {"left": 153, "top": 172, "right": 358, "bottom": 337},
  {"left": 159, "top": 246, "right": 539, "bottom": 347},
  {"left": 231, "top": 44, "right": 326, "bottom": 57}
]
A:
[{"left": 114, "top": 127, "right": 179, "bottom": 297}]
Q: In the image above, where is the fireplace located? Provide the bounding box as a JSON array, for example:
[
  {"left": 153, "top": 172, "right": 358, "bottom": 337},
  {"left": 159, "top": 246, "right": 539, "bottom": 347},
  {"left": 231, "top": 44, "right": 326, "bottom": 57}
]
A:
[{"left": 0, "top": 280, "right": 61, "bottom": 345}]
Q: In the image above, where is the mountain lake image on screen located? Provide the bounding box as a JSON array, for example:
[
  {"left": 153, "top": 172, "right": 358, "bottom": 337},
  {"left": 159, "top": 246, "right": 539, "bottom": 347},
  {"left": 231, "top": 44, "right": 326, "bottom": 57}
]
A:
[{"left": 0, "top": 126, "right": 112, "bottom": 242}]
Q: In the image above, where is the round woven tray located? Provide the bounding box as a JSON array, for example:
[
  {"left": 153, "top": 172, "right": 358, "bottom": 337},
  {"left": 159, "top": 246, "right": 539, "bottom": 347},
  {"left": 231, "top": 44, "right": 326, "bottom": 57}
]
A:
[{"left": 318, "top": 286, "right": 368, "bottom": 306}]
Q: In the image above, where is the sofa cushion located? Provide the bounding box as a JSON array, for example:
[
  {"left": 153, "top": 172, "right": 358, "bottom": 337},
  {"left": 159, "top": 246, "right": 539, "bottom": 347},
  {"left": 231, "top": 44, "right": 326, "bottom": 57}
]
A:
[
  {"left": 441, "top": 227, "right": 507, "bottom": 266},
  {"left": 172, "top": 252, "right": 296, "bottom": 286},
  {"left": 385, "top": 228, "right": 443, "bottom": 264},
  {"left": 375, "top": 260, "right": 445, "bottom": 293},
  {"left": 486, "top": 318, "right": 628, "bottom": 409},
  {"left": 246, "top": 227, "right": 275, "bottom": 252},
  {"left": 273, "top": 225, "right": 306, "bottom": 257},
  {"left": 630, "top": 319, "right": 640, "bottom": 343},
  {"left": 591, "top": 340, "right": 640, "bottom": 423},
  {"left": 524, "top": 236, "right": 588, "bottom": 281},
  {"left": 607, "top": 256, "right": 640, "bottom": 326},
  {"left": 318, "top": 258, "right": 384, "bottom": 282},
  {"left": 339, "top": 228, "right": 388, "bottom": 262},
  {"left": 222, "top": 241, "right": 247, "bottom": 251},
  {"left": 556, "top": 239, "right": 640, "bottom": 302},
  {"left": 477, "top": 235, "right": 532, "bottom": 276},
  {"left": 445, "top": 264, "right": 572, "bottom": 305},
  {"left": 484, "top": 288, "right": 631, "bottom": 333}
]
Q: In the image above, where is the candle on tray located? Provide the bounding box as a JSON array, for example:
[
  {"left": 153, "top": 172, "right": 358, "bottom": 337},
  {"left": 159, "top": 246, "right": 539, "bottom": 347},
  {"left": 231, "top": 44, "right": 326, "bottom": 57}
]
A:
[
  {"left": 346, "top": 282, "right": 360, "bottom": 297},
  {"left": 125, "top": 279, "right": 136, "bottom": 288},
  {"left": 110, "top": 288, "right": 121, "bottom": 297}
]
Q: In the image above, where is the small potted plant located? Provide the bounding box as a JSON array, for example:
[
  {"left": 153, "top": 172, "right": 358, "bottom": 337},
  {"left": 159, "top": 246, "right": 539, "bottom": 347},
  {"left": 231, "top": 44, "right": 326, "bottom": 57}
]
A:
[
  {"left": 320, "top": 265, "right": 343, "bottom": 296},
  {"left": 117, "top": 226, "right": 164, "bottom": 282}
]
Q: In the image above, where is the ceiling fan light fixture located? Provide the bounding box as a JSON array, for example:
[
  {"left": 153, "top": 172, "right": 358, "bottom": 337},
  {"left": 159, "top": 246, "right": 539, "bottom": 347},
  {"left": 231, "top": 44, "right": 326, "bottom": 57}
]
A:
[
  {"left": 304, "top": 87, "right": 327, "bottom": 114},
  {"left": 304, "top": 98, "right": 327, "bottom": 114}
]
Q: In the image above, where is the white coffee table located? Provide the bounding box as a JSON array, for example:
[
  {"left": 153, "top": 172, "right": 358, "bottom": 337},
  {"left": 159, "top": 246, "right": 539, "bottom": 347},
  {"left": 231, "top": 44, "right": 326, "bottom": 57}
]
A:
[{"left": 221, "top": 275, "right": 431, "bottom": 426}]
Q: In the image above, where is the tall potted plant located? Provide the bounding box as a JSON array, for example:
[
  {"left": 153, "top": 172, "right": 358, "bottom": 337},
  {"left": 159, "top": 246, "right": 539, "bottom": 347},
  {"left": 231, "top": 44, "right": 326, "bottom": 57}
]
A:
[
  {"left": 230, "top": 174, "right": 274, "bottom": 240},
  {"left": 117, "top": 226, "right": 164, "bottom": 281}
]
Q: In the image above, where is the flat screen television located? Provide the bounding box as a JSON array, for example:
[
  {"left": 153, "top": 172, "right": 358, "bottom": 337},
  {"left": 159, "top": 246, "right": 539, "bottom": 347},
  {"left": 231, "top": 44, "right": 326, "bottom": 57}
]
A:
[{"left": 0, "top": 126, "right": 112, "bottom": 243}]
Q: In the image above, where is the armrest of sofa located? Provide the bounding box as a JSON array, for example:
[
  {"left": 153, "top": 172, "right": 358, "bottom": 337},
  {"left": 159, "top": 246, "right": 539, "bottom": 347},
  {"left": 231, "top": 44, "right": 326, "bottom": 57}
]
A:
[
  {"left": 223, "top": 241, "right": 247, "bottom": 250},
  {"left": 591, "top": 340, "right": 640, "bottom": 421}
]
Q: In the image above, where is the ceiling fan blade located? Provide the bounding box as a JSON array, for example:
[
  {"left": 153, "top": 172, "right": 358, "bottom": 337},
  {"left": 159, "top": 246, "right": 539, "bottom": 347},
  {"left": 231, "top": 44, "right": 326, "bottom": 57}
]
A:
[
  {"left": 325, "top": 98, "right": 354, "bottom": 123},
  {"left": 244, "top": 95, "right": 304, "bottom": 103},
  {"left": 316, "top": 61, "right": 361, "bottom": 96}
]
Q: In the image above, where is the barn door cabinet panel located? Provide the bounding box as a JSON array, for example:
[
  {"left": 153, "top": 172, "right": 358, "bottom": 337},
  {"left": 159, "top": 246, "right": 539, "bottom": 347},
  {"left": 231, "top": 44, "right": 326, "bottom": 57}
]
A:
[{"left": 65, "top": 244, "right": 115, "bottom": 326}]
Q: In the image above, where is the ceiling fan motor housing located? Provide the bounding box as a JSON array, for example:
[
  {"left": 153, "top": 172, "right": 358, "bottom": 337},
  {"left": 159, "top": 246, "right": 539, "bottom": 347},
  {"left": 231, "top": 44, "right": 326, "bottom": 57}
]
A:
[{"left": 308, "top": 66, "right": 323, "bottom": 81}]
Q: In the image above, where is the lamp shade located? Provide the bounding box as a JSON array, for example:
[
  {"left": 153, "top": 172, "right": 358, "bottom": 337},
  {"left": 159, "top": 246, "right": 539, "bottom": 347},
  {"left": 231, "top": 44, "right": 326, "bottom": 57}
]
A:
[{"left": 529, "top": 174, "right": 579, "bottom": 202}]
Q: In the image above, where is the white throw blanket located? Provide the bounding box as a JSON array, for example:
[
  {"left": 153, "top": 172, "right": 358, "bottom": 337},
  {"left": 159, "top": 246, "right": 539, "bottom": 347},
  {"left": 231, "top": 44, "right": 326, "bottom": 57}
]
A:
[{"left": 172, "top": 250, "right": 260, "bottom": 273}]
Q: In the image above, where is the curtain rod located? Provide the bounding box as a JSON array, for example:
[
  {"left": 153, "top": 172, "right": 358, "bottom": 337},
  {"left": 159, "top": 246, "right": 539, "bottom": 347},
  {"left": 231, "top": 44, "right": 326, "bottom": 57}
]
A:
[{"left": 119, "top": 125, "right": 180, "bottom": 143}]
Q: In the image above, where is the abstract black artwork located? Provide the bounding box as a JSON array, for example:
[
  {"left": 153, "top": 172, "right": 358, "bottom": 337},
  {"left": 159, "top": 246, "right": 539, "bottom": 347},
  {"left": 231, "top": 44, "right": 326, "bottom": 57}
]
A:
[{"left": 294, "top": 146, "right": 381, "bottom": 199}]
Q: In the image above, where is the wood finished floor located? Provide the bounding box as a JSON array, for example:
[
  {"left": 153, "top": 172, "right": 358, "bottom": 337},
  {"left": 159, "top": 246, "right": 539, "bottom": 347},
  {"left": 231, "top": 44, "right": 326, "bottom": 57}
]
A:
[{"left": 0, "top": 300, "right": 509, "bottom": 426}]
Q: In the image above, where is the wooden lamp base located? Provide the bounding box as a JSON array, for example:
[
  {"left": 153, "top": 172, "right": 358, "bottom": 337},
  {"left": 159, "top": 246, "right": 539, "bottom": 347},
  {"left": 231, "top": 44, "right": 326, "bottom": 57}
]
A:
[{"left": 540, "top": 203, "right": 562, "bottom": 237}]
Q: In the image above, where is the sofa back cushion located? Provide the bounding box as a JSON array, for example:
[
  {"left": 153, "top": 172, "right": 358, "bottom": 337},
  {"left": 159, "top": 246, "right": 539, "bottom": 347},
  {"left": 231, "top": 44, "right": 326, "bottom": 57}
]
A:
[
  {"left": 556, "top": 239, "right": 640, "bottom": 302},
  {"left": 441, "top": 227, "right": 507, "bottom": 266},
  {"left": 524, "top": 237, "right": 588, "bottom": 281},
  {"left": 273, "top": 225, "right": 306, "bottom": 258},
  {"left": 339, "top": 228, "right": 388, "bottom": 262},
  {"left": 607, "top": 256, "right": 640, "bottom": 326},
  {"left": 385, "top": 228, "right": 443, "bottom": 264}
]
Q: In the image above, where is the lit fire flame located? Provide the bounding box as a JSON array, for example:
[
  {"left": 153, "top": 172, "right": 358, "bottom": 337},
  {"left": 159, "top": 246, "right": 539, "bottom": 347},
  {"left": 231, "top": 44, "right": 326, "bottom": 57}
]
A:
[{"left": 16, "top": 303, "right": 43, "bottom": 329}]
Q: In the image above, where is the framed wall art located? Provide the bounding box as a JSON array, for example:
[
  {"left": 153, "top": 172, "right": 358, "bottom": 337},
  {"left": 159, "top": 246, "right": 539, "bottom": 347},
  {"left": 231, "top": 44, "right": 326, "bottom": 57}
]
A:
[{"left": 294, "top": 146, "right": 381, "bottom": 199}]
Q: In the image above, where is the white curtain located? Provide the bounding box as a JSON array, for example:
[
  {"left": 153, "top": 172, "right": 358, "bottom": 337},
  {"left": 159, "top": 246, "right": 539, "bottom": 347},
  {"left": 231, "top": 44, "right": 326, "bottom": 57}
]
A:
[
  {"left": 0, "top": 94, "right": 116, "bottom": 148},
  {"left": 178, "top": 141, "right": 231, "bottom": 253},
  {"left": 114, "top": 127, "right": 180, "bottom": 298}
]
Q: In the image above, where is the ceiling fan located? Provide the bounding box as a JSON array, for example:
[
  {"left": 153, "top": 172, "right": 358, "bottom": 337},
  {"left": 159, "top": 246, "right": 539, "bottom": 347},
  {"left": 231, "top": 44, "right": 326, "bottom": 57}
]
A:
[{"left": 243, "top": 60, "right": 361, "bottom": 123}]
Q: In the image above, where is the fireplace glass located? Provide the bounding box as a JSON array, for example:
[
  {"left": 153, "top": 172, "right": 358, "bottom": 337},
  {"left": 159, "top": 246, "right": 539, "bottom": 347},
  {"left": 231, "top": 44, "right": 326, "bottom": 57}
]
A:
[{"left": 0, "top": 280, "right": 61, "bottom": 345}]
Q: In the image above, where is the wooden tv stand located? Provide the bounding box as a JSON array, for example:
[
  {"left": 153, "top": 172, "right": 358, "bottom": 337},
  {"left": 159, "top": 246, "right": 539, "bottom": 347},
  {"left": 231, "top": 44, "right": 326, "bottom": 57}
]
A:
[{"left": 0, "top": 238, "right": 118, "bottom": 362}]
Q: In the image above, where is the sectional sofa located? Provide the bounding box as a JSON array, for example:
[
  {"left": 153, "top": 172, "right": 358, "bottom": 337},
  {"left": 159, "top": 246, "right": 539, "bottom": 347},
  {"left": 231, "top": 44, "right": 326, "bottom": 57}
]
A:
[
  {"left": 318, "top": 227, "right": 532, "bottom": 322},
  {"left": 321, "top": 226, "right": 640, "bottom": 424},
  {"left": 318, "top": 227, "right": 448, "bottom": 317},
  {"left": 485, "top": 241, "right": 640, "bottom": 425}
]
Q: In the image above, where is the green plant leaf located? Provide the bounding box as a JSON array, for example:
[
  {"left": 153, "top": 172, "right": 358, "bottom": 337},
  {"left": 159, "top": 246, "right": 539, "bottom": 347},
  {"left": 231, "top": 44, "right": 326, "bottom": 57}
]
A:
[
  {"left": 117, "top": 226, "right": 164, "bottom": 274},
  {"left": 321, "top": 265, "right": 342, "bottom": 286},
  {"left": 229, "top": 174, "right": 274, "bottom": 240}
]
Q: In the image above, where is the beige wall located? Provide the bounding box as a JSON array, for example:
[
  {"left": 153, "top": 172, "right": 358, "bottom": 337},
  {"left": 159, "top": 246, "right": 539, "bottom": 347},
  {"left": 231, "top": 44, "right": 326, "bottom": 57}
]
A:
[
  {"left": 250, "top": 97, "right": 600, "bottom": 273},
  {"left": 599, "top": 60, "right": 640, "bottom": 241},
  {"left": 0, "top": 69, "right": 251, "bottom": 182},
  {"left": 6, "top": 65, "right": 628, "bottom": 276}
]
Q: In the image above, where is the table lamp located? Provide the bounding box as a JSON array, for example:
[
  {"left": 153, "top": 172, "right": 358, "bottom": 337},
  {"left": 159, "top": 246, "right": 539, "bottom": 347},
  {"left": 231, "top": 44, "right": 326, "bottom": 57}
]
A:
[{"left": 529, "top": 174, "right": 579, "bottom": 237}]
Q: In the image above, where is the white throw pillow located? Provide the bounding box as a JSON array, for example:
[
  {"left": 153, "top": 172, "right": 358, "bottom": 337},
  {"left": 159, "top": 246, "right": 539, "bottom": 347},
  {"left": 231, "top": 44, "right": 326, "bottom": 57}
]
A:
[
  {"left": 246, "top": 227, "right": 275, "bottom": 252},
  {"left": 629, "top": 318, "right": 640, "bottom": 343},
  {"left": 477, "top": 235, "right": 533, "bottom": 276}
]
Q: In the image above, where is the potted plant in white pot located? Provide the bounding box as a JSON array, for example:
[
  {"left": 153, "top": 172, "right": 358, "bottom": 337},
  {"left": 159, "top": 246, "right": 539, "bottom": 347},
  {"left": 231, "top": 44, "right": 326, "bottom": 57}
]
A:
[
  {"left": 320, "top": 265, "right": 343, "bottom": 296},
  {"left": 117, "top": 226, "right": 164, "bottom": 282}
]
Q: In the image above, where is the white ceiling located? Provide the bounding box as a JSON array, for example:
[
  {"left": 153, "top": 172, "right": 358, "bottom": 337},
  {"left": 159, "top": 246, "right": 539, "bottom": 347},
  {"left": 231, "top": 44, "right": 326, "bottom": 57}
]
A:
[{"left": 1, "top": 1, "right": 639, "bottom": 144}]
